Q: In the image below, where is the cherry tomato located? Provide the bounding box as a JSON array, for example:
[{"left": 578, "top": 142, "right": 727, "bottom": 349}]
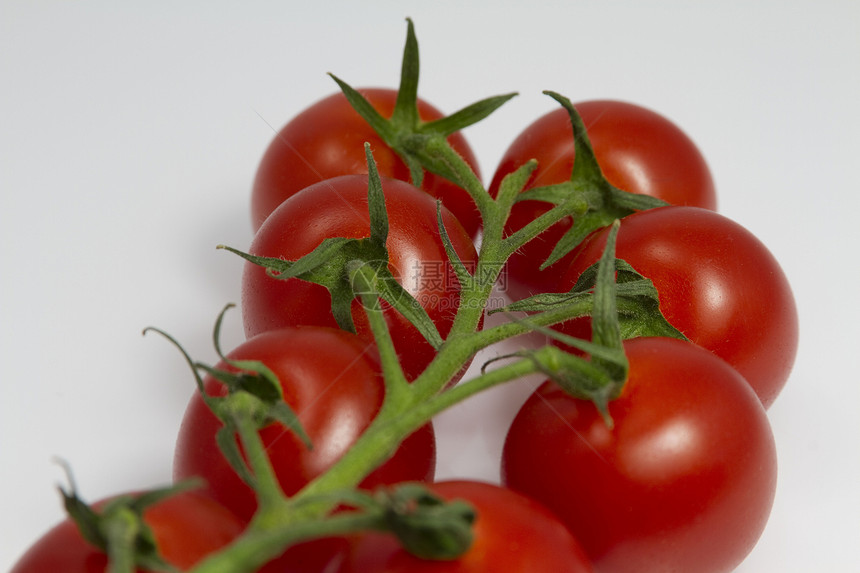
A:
[
  {"left": 556, "top": 205, "right": 798, "bottom": 408},
  {"left": 242, "top": 174, "right": 480, "bottom": 382},
  {"left": 173, "top": 326, "right": 436, "bottom": 522},
  {"left": 335, "top": 480, "right": 593, "bottom": 572},
  {"left": 502, "top": 337, "right": 777, "bottom": 573},
  {"left": 251, "top": 88, "right": 482, "bottom": 238},
  {"left": 10, "top": 490, "right": 244, "bottom": 572},
  {"left": 488, "top": 100, "right": 717, "bottom": 300}
]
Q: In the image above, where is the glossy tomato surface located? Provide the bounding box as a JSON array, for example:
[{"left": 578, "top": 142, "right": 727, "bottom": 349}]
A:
[
  {"left": 502, "top": 337, "right": 777, "bottom": 573},
  {"left": 556, "top": 205, "right": 798, "bottom": 408},
  {"left": 488, "top": 100, "right": 717, "bottom": 301},
  {"left": 336, "top": 480, "right": 593, "bottom": 572},
  {"left": 251, "top": 88, "right": 482, "bottom": 238},
  {"left": 10, "top": 491, "right": 244, "bottom": 572},
  {"left": 173, "top": 326, "right": 436, "bottom": 522},
  {"left": 242, "top": 174, "right": 479, "bottom": 382}
]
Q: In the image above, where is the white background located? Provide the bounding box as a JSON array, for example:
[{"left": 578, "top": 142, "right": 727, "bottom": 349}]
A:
[{"left": 2, "top": 1, "right": 859, "bottom": 570}]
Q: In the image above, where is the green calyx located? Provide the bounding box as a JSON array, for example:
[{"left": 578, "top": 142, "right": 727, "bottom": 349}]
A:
[
  {"left": 495, "top": 258, "right": 687, "bottom": 342},
  {"left": 58, "top": 461, "right": 199, "bottom": 573},
  {"left": 220, "top": 143, "right": 444, "bottom": 351},
  {"left": 329, "top": 18, "right": 515, "bottom": 202},
  {"left": 144, "top": 305, "right": 309, "bottom": 505},
  {"left": 380, "top": 484, "right": 476, "bottom": 561},
  {"left": 510, "top": 91, "right": 669, "bottom": 270}
]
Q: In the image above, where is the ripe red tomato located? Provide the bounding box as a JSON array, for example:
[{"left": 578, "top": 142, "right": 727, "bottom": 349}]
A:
[
  {"left": 9, "top": 490, "right": 244, "bottom": 572},
  {"left": 502, "top": 337, "right": 777, "bottom": 573},
  {"left": 251, "top": 88, "right": 482, "bottom": 238},
  {"left": 488, "top": 100, "right": 717, "bottom": 301},
  {"left": 335, "top": 480, "right": 593, "bottom": 572},
  {"left": 173, "top": 326, "right": 436, "bottom": 522},
  {"left": 241, "top": 174, "right": 479, "bottom": 382},
  {"left": 556, "top": 205, "right": 798, "bottom": 408}
]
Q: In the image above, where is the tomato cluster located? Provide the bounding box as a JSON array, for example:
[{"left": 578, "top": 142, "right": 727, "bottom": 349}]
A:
[
  {"left": 11, "top": 20, "right": 796, "bottom": 573},
  {"left": 492, "top": 99, "right": 795, "bottom": 571}
]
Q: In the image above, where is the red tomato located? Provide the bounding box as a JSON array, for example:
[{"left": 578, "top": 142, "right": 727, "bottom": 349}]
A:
[
  {"left": 173, "top": 326, "right": 436, "bottom": 522},
  {"left": 488, "top": 100, "right": 717, "bottom": 301},
  {"left": 242, "top": 174, "right": 479, "bottom": 382},
  {"left": 251, "top": 88, "right": 483, "bottom": 238},
  {"left": 502, "top": 337, "right": 777, "bottom": 573},
  {"left": 335, "top": 480, "right": 593, "bottom": 572},
  {"left": 556, "top": 205, "right": 798, "bottom": 408},
  {"left": 10, "top": 490, "right": 244, "bottom": 572}
]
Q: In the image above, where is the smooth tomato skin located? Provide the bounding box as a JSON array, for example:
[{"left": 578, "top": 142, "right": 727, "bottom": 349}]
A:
[
  {"left": 502, "top": 337, "right": 777, "bottom": 573},
  {"left": 557, "top": 205, "right": 798, "bottom": 408},
  {"left": 251, "top": 88, "right": 482, "bottom": 238},
  {"left": 488, "top": 100, "right": 717, "bottom": 301},
  {"left": 242, "top": 174, "right": 479, "bottom": 382},
  {"left": 173, "top": 327, "right": 436, "bottom": 523},
  {"left": 10, "top": 491, "right": 244, "bottom": 572},
  {"left": 335, "top": 480, "right": 593, "bottom": 573},
  {"left": 257, "top": 538, "right": 351, "bottom": 573}
]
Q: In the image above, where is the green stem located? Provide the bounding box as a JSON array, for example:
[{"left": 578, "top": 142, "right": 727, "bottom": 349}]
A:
[
  {"left": 283, "top": 414, "right": 407, "bottom": 519},
  {"left": 289, "top": 347, "right": 548, "bottom": 518},
  {"left": 230, "top": 407, "right": 290, "bottom": 524},
  {"left": 410, "top": 283, "right": 492, "bottom": 399},
  {"left": 474, "top": 298, "right": 594, "bottom": 351},
  {"left": 500, "top": 197, "right": 587, "bottom": 260},
  {"left": 410, "top": 352, "right": 544, "bottom": 420},
  {"left": 422, "top": 136, "right": 493, "bottom": 224},
  {"left": 446, "top": 193, "right": 514, "bottom": 342},
  {"left": 190, "top": 511, "right": 386, "bottom": 573},
  {"left": 279, "top": 252, "right": 509, "bottom": 518},
  {"left": 407, "top": 192, "right": 532, "bottom": 400},
  {"left": 348, "top": 260, "right": 410, "bottom": 399},
  {"left": 104, "top": 508, "right": 138, "bottom": 573}
]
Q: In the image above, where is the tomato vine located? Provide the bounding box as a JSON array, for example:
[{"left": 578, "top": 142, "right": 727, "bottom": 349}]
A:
[{"left": 11, "top": 17, "right": 795, "bottom": 573}]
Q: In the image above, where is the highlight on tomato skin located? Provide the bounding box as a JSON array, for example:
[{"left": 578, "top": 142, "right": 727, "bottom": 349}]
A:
[
  {"left": 554, "top": 205, "right": 798, "bottom": 409},
  {"left": 488, "top": 99, "right": 718, "bottom": 302},
  {"left": 501, "top": 337, "right": 778, "bottom": 573},
  {"left": 250, "top": 88, "right": 483, "bottom": 239},
  {"left": 9, "top": 490, "right": 246, "bottom": 573}
]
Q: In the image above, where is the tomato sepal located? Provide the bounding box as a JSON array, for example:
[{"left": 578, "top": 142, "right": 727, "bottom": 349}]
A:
[
  {"left": 433, "top": 201, "right": 473, "bottom": 292},
  {"left": 57, "top": 463, "right": 202, "bottom": 573},
  {"left": 379, "top": 483, "right": 476, "bottom": 561},
  {"left": 146, "top": 306, "right": 319, "bottom": 516},
  {"left": 329, "top": 19, "right": 514, "bottom": 214},
  {"left": 495, "top": 258, "right": 687, "bottom": 341},
  {"left": 521, "top": 91, "right": 669, "bottom": 270},
  {"left": 494, "top": 159, "right": 539, "bottom": 216},
  {"left": 224, "top": 145, "right": 445, "bottom": 351},
  {"left": 146, "top": 306, "right": 311, "bottom": 448}
]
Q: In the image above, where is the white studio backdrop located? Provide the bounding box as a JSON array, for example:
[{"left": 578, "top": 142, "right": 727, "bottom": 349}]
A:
[{"left": 2, "top": 1, "right": 859, "bottom": 570}]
